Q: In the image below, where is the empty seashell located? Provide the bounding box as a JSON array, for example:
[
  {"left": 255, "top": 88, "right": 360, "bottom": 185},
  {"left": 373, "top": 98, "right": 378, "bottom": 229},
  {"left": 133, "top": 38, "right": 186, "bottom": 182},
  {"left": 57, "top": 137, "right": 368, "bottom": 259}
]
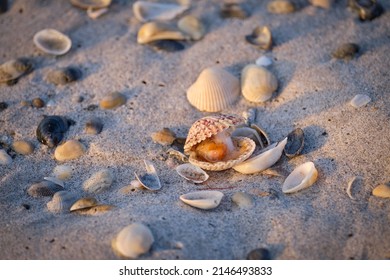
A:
[
  {"left": 284, "top": 128, "right": 304, "bottom": 158},
  {"left": 73, "top": 204, "right": 113, "bottom": 215},
  {"left": 133, "top": 1, "right": 188, "bottom": 22},
  {"left": 46, "top": 191, "right": 78, "bottom": 213},
  {"left": 36, "top": 115, "right": 71, "bottom": 148},
  {"left": 348, "top": 0, "right": 383, "bottom": 21},
  {"left": 233, "top": 137, "right": 287, "bottom": 174},
  {"left": 350, "top": 94, "right": 371, "bottom": 108},
  {"left": 46, "top": 67, "right": 82, "bottom": 85},
  {"left": 247, "top": 248, "right": 271, "bottom": 260},
  {"left": 167, "top": 148, "right": 188, "bottom": 162},
  {"left": 87, "top": 7, "right": 109, "bottom": 19},
  {"left": 54, "top": 139, "right": 86, "bottom": 161},
  {"left": 241, "top": 64, "right": 278, "bottom": 103},
  {"left": 267, "top": 0, "right": 296, "bottom": 14},
  {"left": 83, "top": 169, "right": 114, "bottom": 193},
  {"left": 70, "top": 0, "right": 112, "bottom": 9},
  {"left": 100, "top": 91, "right": 126, "bottom": 109},
  {"left": 12, "top": 140, "right": 34, "bottom": 155},
  {"left": 70, "top": 197, "right": 98, "bottom": 211},
  {"left": 178, "top": 15, "right": 205, "bottom": 41},
  {"left": 137, "top": 22, "right": 188, "bottom": 44},
  {"left": 372, "top": 184, "right": 390, "bottom": 198},
  {"left": 245, "top": 26, "right": 272, "bottom": 50},
  {"left": 180, "top": 191, "right": 223, "bottom": 210},
  {"left": 255, "top": 56, "right": 273, "bottom": 67},
  {"left": 186, "top": 67, "right": 240, "bottom": 112},
  {"left": 27, "top": 180, "right": 64, "bottom": 197},
  {"left": 175, "top": 163, "right": 209, "bottom": 183},
  {"left": 33, "top": 29, "right": 72, "bottom": 55},
  {"left": 134, "top": 160, "right": 162, "bottom": 191},
  {"left": 231, "top": 126, "right": 264, "bottom": 148},
  {"left": 151, "top": 128, "right": 176, "bottom": 145},
  {"left": 43, "top": 176, "right": 65, "bottom": 188},
  {"left": 282, "top": 161, "right": 318, "bottom": 194},
  {"left": 220, "top": 3, "right": 249, "bottom": 19},
  {"left": 112, "top": 223, "right": 154, "bottom": 259},
  {"left": 0, "top": 58, "right": 33, "bottom": 83},
  {"left": 250, "top": 124, "right": 271, "bottom": 147},
  {"left": 346, "top": 176, "right": 361, "bottom": 200},
  {"left": 0, "top": 149, "right": 11, "bottom": 165},
  {"left": 232, "top": 192, "right": 254, "bottom": 209}
]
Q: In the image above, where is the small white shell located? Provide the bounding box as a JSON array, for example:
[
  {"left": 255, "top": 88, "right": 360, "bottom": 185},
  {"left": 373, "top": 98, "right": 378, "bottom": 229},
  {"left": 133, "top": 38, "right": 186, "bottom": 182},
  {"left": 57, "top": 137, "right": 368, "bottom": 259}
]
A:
[
  {"left": 0, "top": 149, "right": 12, "bottom": 165},
  {"left": 233, "top": 137, "right": 287, "bottom": 174},
  {"left": 46, "top": 191, "right": 78, "bottom": 213},
  {"left": 33, "top": 29, "right": 72, "bottom": 55},
  {"left": 255, "top": 56, "right": 273, "bottom": 67},
  {"left": 186, "top": 66, "right": 240, "bottom": 112},
  {"left": 178, "top": 15, "right": 205, "bottom": 41},
  {"left": 282, "top": 161, "right": 318, "bottom": 194},
  {"left": 83, "top": 169, "right": 114, "bottom": 193},
  {"left": 43, "top": 176, "right": 65, "bottom": 188},
  {"left": 175, "top": 163, "right": 209, "bottom": 183},
  {"left": 350, "top": 94, "right": 371, "bottom": 108},
  {"left": 137, "top": 21, "right": 188, "bottom": 44},
  {"left": 52, "top": 165, "right": 72, "bottom": 180},
  {"left": 70, "top": 0, "right": 112, "bottom": 9},
  {"left": 133, "top": 1, "right": 188, "bottom": 22},
  {"left": 134, "top": 160, "right": 162, "bottom": 191},
  {"left": 180, "top": 191, "right": 224, "bottom": 210},
  {"left": 112, "top": 223, "right": 154, "bottom": 259}
]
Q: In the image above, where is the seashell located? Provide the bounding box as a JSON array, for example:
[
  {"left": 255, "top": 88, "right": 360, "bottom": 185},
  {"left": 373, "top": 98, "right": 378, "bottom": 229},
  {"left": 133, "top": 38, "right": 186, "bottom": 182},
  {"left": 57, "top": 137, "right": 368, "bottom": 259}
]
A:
[
  {"left": 178, "top": 15, "right": 205, "bottom": 41},
  {"left": 87, "top": 7, "right": 109, "bottom": 19},
  {"left": 350, "top": 94, "right": 371, "bottom": 108},
  {"left": 255, "top": 56, "right": 273, "bottom": 67},
  {"left": 245, "top": 26, "right": 272, "bottom": 50},
  {"left": 52, "top": 165, "right": 73, "bottom": 180},
  {"left": 32, "top": 98, "right": 45, "bottom": 108},
  {"left": 133, "top": 1, "right": 188, "bottom": 22},
  {"left": 137, "top": 22, "right": 188, "bottom": 44},
  {"left": 70, "top": 0, "right": 112, "bottom": 9},
  {"left": 27, "top": 180, "right": 64, "bottom": 197},
  {"left": 0, "top": 58, "right": 33, "bottom": 83},
  {"left": 0, "top": 149, "right": 12, "bottom": 165},
  {"left": 70, "top": 197, "right": 98, "bottom": 211},
  {"left": 267, "top": 0, "right": 296, "bottom": 14},
  {"left": 372, "top": 184, "right": 390, "bottom": 198},
  {"left": 232, "top": 192, "right": 254, "bottom": 209},
  {"left": 85, "top": 117, "right": 103, "bottom": 135},
  {"left": 167, "top": 148, "right": 188, "bottom": 162},
  {"left": 54, "top": 139, "right": 86, "bottom": 161},
  {"left": 220, "top": 3, "right": 249, "bottom": 19},
  {"left": 242, "top": 108, "right": 257, "bottom": 126},
  {"left": 231, "top": 127, "right": 264, "bottom": 148},
  {"left": 250, "top": 124, "right": 271, "bottom": 147},
  {"left": 241, "top": 64, "right": 278, "bottom": 103},
  {"left": 83, "top": 169, "right": 114, "bottom": 193},
  {"left": 33, "top": 29, "right": 72, "bottom": 55},
  {"left": 284, "top": 128, "right": 304, "bottom": 158},
  {"left": 36, "top": 115, "right": 71, "bottom": 148},
  {"left": 346, "top": 176, "right": 361, "bottom": 200},
  {"left": 332, "top": 43, "right": 359, "bottom": 60},
  {"left": 43, "top": 177, "right": 65, "bottom": 188},
  {"left": 282, "top": 161, "right": 318, "bottom": 194},
  {"left": 148, "top": 40, "right": 185, "bottom": 52},
  {"left": 186, "top": 67, "right": 240, "bottom": 112},
  {"left": 112, "top": 223, "right": 154, "bottom": 259},
  {"left": 151, "top": 128, "right": 176, "bottom": 146},
  {"left": 247, "top": 248, "right": 271, "bottom": 260},
  {"left": 175, "top": 163, "right": 209, "bottom": 183},
  {"left": 46, "top": 67, "right": 82, "bottom": 85},
  {"left": 348, "top": 0, "right": 383, "bottom": 21},
  {"left": 134, "top": 160, "right": 162, "bottom": 191},
  {"left": 309, "top": 0, "right": 333, "bottom": 9},
  {"left": 72, "top": 204, "right": 113, "bottom": 215},
  {"left": 46, "top": 191, "right": 78, "bottom": 213},
  {"left": 233, "top": 137, "right": 287, "bottom": 174},
  {"left": 180, "top": 190, "right": 224, "bottom": 210},
  {"left": 0, "top": 0, "right": 8, "bottom": 14},
  {"left": 12, "top": 140, "right": 34, "bottom": 155},
  {"left": 100, "top": 91, "right": 126, "bottom": 109}
]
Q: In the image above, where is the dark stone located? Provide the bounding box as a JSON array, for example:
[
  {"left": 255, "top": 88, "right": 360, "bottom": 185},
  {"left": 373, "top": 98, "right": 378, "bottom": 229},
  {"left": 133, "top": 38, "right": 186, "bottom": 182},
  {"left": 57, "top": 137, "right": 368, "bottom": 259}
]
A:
[
  {"left": 247, "top": 248, "right": 271, "bottom": 260},
  {"left": 148, "top": 40, "right": 185, "bottom": 52}
]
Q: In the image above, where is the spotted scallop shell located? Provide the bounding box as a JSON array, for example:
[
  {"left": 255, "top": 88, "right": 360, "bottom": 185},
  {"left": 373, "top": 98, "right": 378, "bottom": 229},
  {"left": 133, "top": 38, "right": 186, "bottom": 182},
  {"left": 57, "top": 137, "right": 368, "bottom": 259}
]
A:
[
  {"left": 186, "top": 67, "right": 240, "bottom": 112},
  {"left": 33, "top": 29, "right": 72, "bottom": 56}
]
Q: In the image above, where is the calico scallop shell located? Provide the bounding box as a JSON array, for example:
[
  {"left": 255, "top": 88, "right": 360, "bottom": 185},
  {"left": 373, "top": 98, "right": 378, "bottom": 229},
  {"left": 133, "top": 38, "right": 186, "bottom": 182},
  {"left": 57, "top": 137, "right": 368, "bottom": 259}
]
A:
[
  {"left": 46, "top": 191, "right": 78, "bottom": 213},
  {"left": 33, "top": 29, "right": 72, "bottom": 55},
  {"left": 0, "top": 58, "right": 33, "bottom": 83},
  {"left": 175, "top": 163, "right": 209, "bottom": 183},
  {"left": 282, "top": 161, "right": 318, "bottom": 194},
  {"left": 70, "top": 0, "right": 112, "bottom": 9},
  {"left": 180, "top": 190, "right": 224, "bottom": 210},
  {"left": 186, "top": 67, "right": 240, "bottom": 112},
  {"left": 137, "top": 22, "right": 188, "bottom": 44},
  {"left": 133, "top": 1, "right": 188, "bottom": 22}
]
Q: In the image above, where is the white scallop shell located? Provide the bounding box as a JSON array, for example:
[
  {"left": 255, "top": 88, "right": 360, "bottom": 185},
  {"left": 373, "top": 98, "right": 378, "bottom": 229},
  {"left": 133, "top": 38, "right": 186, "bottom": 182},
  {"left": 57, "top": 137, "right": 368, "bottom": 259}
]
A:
[
  {"left": 112, "top": 223, "right": 154, "bottom": 259},
  {"left": 180, "top": 191, "right": 224, "bottom": 210},
  {"left": 233, "top": 137, "right": 287, "bottom": 174},
  {"left": 137, "top": 21, "right": 188, "bottom": 44},
  {"left": 46, "top": 191, "right": 78, "bottom": 213},
  {"left": 178, "top": 15, "right": 205, "bottom": 41},
  {"left": 33, "top": 29, "right": 72, "bottom": 55},
  {"left": 175, "top": 163, "right": 209, "bottom": 183},
  {"left": 187, "top": 66, "right": 240, "bottom": 112},
  {"left": 134, "top": 160, "right": 162, "bottom": 191},
  {"left": 70, "top": 0, "right": 112, "bottom": 9},
  {"left": 133, "top": 1, "right": 188, "bottom": 22},
  {"left": 282, "top": 161, "right": 318, "bottom": 194},
  {"left": 241, "top": 64, "right": 278, "bottom": 103},
  {"left": 350, "top": 94, "right": 371, "bottom": 108}
]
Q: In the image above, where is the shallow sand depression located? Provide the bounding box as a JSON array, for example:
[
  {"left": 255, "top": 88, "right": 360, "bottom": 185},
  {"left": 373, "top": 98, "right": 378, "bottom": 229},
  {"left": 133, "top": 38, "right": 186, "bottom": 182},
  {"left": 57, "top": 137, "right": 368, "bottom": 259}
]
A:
[{"left": 0, "top": 0, "right": 390, "bottom": 260}]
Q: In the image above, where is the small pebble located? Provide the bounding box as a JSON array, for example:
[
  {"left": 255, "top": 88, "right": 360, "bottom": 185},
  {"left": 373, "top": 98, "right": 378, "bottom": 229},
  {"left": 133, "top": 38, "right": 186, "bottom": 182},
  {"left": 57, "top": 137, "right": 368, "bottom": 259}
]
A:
[
  {"left": 220, "top": 3, "right": 249, "bottom": 19},
  {"left": 52, "top": 165, "right": 73, "bottom": 180},
  {"left": 247, "top": 248, "right": 271, "bottom": 260},
  {"left": 54, "top": 140, "right": 86, "bottom": 161},
  {"left": 0, "top": 101, "right": 8, "bottom": 112},
  {"left": 232, "top": 192, "right": 254, "bottom": 209},
  {"left": 0, "top": 149, "right": 12, "bottom": 165},
  {"left": 46, "top": 67, "right": 82, "bottom": 85},
  {"left": 151, "top": 128, "right": 176, "bottom": 145},
  {"left": 83, "top": 169, "right": 114, "bottom": 193},
  {"left": 267, "top": 0, "right": 295, "bottom": 14},
  {"left": 85, "top": 117, "right": 103, "bottom": 135},
  {"left": 12, "top": 140, "right": 34, "bottom": 155},
  {"left": 31, "top": 98, "right": 45, "bottom": 108},
  {"left": 350, "top": 94, "right": 371, "bottom": 108},
  {"left": 99, "top": 92, "right": 126, "bottom": 109},
  {"left": 372, "top": 184, "right": 390, "bottom": 198},
  {"left": 332, "top": 43, "right": 359, "bottom": 60},
  {"left": 255, "top": 56, "right": 273, "bottom": 67},
  {"left": 309, "top": 0, "right": 333, "bottom": 9},
  {"left": 20, "top": 100, "right": 30, "bottom": 107}
]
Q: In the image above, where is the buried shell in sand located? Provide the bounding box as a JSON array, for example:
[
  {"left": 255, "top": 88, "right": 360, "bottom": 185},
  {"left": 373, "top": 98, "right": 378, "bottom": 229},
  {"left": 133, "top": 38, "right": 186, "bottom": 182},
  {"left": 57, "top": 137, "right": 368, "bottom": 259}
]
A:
[
  {"left": 83, "top": 169, "right": 114, "bottom": 193},
  {"left": 245, "top": 26, "right": 272, "bottom": 50},
  {"left": 180, "top": 191, "right": 224, "bottom": 210},
  {"left": 46, "top": 67, "right": 82, "bottom": 85},
  {"left": 282, "top": 161, "right": 318, "bottom": 194},
  {"left": 27, "top": 180, "right": 64, "bottom": 197},
  {"left": 33, "top": 29, "right": 72, "bottom": 55},
  {"left": 133, "top": 1, "right": 188, "bottom": 22},
  {"left": 0, "top": 58, "right": 33, "bottom": 83},
  {"left": 175, "top": 163, "right": 209, "bottom": 183},
  {"left": 134, "top": 160, "right": 162, "bottom": 191},
  {"left": 137, "top": 21, "right": 188, "bottom": 44},
  {"left": 46, "top": 191, "right": 78, "bottom": 213}
]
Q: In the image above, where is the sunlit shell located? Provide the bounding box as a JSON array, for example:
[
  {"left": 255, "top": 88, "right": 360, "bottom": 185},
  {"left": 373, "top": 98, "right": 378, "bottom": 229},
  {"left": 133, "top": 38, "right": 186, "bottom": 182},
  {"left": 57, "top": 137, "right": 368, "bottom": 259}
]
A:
[
  {"left": 284, "top": 128, "right": 304, "bottom": 158},
  {"left": 176, "top": 163, "right": 209, "bottom": 183},
  {"left": 282, "top": 161, "right": 318, "bottom": 194},
  {"left": 241, "top": 64, "right": 278, "bottom": 103},
  {"left": 112, "top": 223, "right": 154, "bottom": 259},
  {"left": 151, "top": 128, "right": 176, "bottom": 145},
  {"left": 350, "top": 94, "right": 371, "bottom": 108},
  {"left": 267, "top": 0, "right": 296, "bottom": 14},
  {"left": 134, "top": 160, "right": 162, "bottom": 191},
  {"left": 178, "top": 15, "right": 205, "bottom": 41},
  {"left": 245, "top": 26, "right": 272, "bottom": 50},
  {"left": 137, "top": 21, "right": 188, "bottom": 44},
  {"left": 372, "top": 184, "right": 390, "bottom": 198},
  {"left": 70, "top": 0, "right": 111, "bottom": 9},
  {"left": 133, "top": 1, "right": 188, "bottom": 22},
  {"left": 186, "top": 67, "right": 240, "bottom": 112},
  {"left": 233, "top": 137, "right": 287, "bottom": 174},
  {"left": 231, "top": 126, "right": 263, "bottom": 148},
  {"left": 70, "top": 197, "right": 98, "bottom": 211},
  {"left": 33, "top": 29, "right": 72, "bottom": 55},
  {"left": 0, "top": 58, "right": 33, "bottom": 83},
  {"left": 180, "top": 190, "right": 224, "bottom": 210},
  {"left": 46, "top": 191, "right": 78, "bottom": 213},
  {"left": 73, "top": 204, "right": 113, "bottom": 215},
  {"left": 309, "top": 0, "right": 333, "bottom": 9},
  {"left": 220, "top": 3, "right": 249, "bottom": 19},
  {"left": 27, "top": 180, "right": 64, "bottom": 197}
]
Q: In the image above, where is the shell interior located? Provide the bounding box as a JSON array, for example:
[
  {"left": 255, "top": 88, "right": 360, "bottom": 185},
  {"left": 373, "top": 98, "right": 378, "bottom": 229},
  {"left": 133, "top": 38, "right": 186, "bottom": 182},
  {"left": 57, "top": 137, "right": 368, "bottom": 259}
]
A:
[
  {"left": 70, "top": 197, "right": 98, "bottom": 211},
  {"left": 175, "top": 163, "right": 209, "bottom": 183},
  {"left": 134, "top": 160, "right": 162, "bottom": 191},
  {"left": 33, "top": 29, "right": 72, "bottom": 55},
  {"left": 250, "top": 124, "right": 271, "bottom": 147},
  {"left": 180, "top": 190, "right": 224, "bottom": 210},
  {"left": 284, "top": 128, "right": 304, "bottom": 158},
  {"left": 231, "top": 126, "right": 263, "bottom": 148},
  {"left": 0, "top": 58, "right": 33, "bottom": 83},
  {"left": 133, "top": 1, "right": 188, "bottom": 22},
  {"left": 282, "top": 161, "right": 318, "bottom": 194}
]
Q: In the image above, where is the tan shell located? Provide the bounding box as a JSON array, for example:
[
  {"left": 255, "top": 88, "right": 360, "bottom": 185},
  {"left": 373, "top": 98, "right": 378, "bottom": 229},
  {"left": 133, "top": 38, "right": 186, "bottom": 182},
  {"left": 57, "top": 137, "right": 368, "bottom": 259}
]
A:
[
  {"left": 70, "top": 0, "right": 112, "bottom": 9},
  {"left": 241, "top": 64, "right": 278, "bottom": 103},
  {"left": 267, "top": 0, "right": 295, "bottom": 14},
  {"left": 178, "top": 15, "right": 205, "bottom": 41},
  {"left": 87, "top": 7, "right": 109, "bottom": 19},
  {"left": 151, "top": 128, "right": 176, "bottom": 145},
  {"left": 186, "top": 67, "right": 240, "bottom": 112},
  {"left": 175, "top": 163, "right": 209, "bottom": 183},
  {"left": 33, "top": 29, "right": 72, "bottom": 55},
  {"left": 372, "top": 184, "right": 390, "bottom": 198},
  {"left": 180, "top": 190, "right": 224, "bottom": 210},
  {"left": 137, "top": 22, "right": 188, "bottom": 44},
  {"left": 0, "top": 58, "right": 33, "bottom": 83},
  {"left": 54, "top": 140, "right": 86, "bottom": 161},
  {"left": 70, "top": 197, "right": 98, "bottom": 211},
  {"left": 282, "top": 161, "right": 318, "bottom": 194},
  {"left": 133, "top": 1, "right": 188, "bottom": 22},
  {"left": 245, "top": 26, "right": 272, "bottom": 50}
]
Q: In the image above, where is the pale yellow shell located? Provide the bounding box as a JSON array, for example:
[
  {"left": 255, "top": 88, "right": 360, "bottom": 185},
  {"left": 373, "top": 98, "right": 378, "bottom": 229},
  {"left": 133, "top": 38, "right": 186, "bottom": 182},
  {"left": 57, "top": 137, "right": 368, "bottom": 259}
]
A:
[
  {"left": 133, "top": 1, "right": 188, "bottom": 22},
  {"left": 137, "top": 22, "right": 188, "bottom": 44},
  {"left": 70, "top": 0, "right": 112, "bottom": 9},
  {"left": 180, "top": 191, "right": 223, "bottom": 210},
  {"left": 186, "top": 67, "right": 240, "bottom": 112},
  {"left": 282, "top": 162, "right": 318, "bottom": 194}
]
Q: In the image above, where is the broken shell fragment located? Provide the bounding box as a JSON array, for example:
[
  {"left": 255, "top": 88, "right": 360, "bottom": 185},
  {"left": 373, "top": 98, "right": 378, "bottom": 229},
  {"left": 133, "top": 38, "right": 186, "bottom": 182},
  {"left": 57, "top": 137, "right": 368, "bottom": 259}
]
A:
[
  {"left": 100, "top": 91, "right": 126, "bottom": 109},
  {"left": 0, "top": 58, "right": 33, "bottom": 83},
  {"left": 180, "top": 191, "right": 223, "bottom": 210},
  {"left": 87, "top": 7, "right": 109, "bottom": 19},
  {"left": 245, "top": 26, "right": 272, "bottom": 50},
  {"left": 133, "top": 1, "right": 188, "bottom": 22},
  {"left": 134, "top": 160, "right": 162, "bottom": 191},
  {"left": 46, "top": 191, "right": 78, "bottom": 213},
  {"left": 70, "top": 0, "right": 112, "bottom": 9},
  {"left": 350, "top": 94, "right": 371, "bottom": 108},
  {"left": 255, "top": 56, "right": 273, "bottom": 67},
  {"left": 178, "top": 15, "right": 205, "bottom": 41},
  {"left": 175, "top": 163, "right": 209, "bottom": 183},
  {"left": 372, "top": 184, "right": 390, "bottom": 198},
  {"left": 137, "top": 22, "right": 188, "bottom": 44},
  {"left": 73, "top": 204, "right": 113, "bottom": 215},
  {"left": 282, "top": 162, "right": 318, "bottom": 194},
  {"left": 284, "top": 128, "right": 304, "bottom": 158},
  {"left": 33, "top": 29, "right": 72, "bottom": 55},
  {"left": 151, "top": 128, "right": 176, "bottom": 145},
  {"left": 85, "top": 117, "right": 103, "bottom": 135}
]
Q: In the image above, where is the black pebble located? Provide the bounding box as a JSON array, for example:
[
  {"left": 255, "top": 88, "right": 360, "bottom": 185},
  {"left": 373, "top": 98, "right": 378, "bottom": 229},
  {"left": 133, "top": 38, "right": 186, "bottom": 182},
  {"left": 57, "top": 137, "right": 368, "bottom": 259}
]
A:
[
  {"left": 0, "top": 0, "right": 8, "bottom": 14},
  {"left": 36, "top": 115, "right": 71, "bottom": 148},
  {"left": 0, "top": 101, "right": 7, "bottom": 111}
]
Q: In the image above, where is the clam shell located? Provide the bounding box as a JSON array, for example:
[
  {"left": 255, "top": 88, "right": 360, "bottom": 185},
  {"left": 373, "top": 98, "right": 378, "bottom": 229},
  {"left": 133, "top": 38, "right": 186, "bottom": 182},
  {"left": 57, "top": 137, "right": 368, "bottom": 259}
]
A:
[
  {"left": 0, "top": 149, "right": 12, "bottom": 165},
  {"left": 33, "top": 29, "right": 72, "bottom": 55},
  {"left": 87, "top": 7, "right": 109, "bottom": 19},
  {"left": 167, "top": 148, "right": 188, "bottom": 162},
  {"left": 137, "top": 22, "right": 188, "bottom": 44},
  {"left": 0, "top": 58, "right": 33, "bottom": 83},
  {"left": 186, "top": 67, "right": 240, "bottom": 112},
  {"left": 72, "top": 204, "right": 113, "bottom": 215},
  {"left": 46, "top": 191, "right": 78, "bottom": 213},
  {"left": 36, "top": 115, "right": 71, "bottom": 148},
  {"left": 231, "top": 127, "right": 264, "bottom": 148},
  {"left": 350, "top": 94, "right": 371, "bottom": 108},
  {"left": 241, "top": 64, "right": 278, "bottom": 103},
  {"left": 83, "top": 169, "right": 114, "bottom": 193},
  {"left": 267, "top": 0, "right": 296, "bottom": 14},
  {"left": 284, "top": 128, "right": 304, "bottom": 158},
  {"left": 112, "top": 223, "right": 154, "bottom": 259},
  {"left": 180, "top": 190, "right": 224, "bottom": 210},
  {"left": 282, "top": 161, "right": 318, "bottom": 194},
  {"left": 220, "top": 3, "right": 249, "bottom": 19},
  {"left": 133, "top": 1, "right": 188, "bottom": 22},
  {"left": 245, "top": 26, "right": 272, "bottom": 50},
  {"left": 134, "top": 160, "right": 162, "bottom": 191},
  {"left": 70, "top": 197, "right": 98, "bottom": 211},
  {"left": 348, "top": 0, "right": 383, "bottom": 21},
  {"left": 46, "top": 67, "right": 82, "bottom": 85},
  {"left": 151, "top": 128, "right": 176, "bottom": 145},
  {"left": 250, "top": 124, "right": 271, "bottom": 147},
  {"left": 175, "top": 163, "right": 209, "bottom": 183},
  {"left": 70, "top": 0, "right": 112, "bottom": 9},
  {"left": 27, "top": 180, "right": 64, "bottom": 197},
  {"left": 178, "top": 15, "right": 205, "bottom": 41},
  {"left": 372, "top": 184, "right": 390, "bottom": 198},
  {"left": 233, "top": 137, "right": 287, "bottom": 174},
  {"left": 54, "top": 139, "right": 86, "bottom": 161}
]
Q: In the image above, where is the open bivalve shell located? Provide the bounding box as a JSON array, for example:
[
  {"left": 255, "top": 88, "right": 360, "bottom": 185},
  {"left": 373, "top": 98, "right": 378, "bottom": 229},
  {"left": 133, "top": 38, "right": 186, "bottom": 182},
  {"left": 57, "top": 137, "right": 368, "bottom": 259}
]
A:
[
  {"left": 176, "top": 163, "right": 209, "bottom": 183},
  {"left": 186, "top": 67, "right": 240, "bottom": 112},
  {"left": 232, "top": 126, "right": 264, "bottom": 149},
  {"left": 233, "top": 137, "right": 287, "bottom": 174},
  {"left": 137, "top": 21, "right": 188, "bottom": 44},
  {"left": 33, "top": 29, "right": 72, "bottom": 55},
  {"left": 0, "top": 58, "right": 33, "bottom": 83},
  {"left": 282, "top": 161, "right": 318, "bottom": 194},
  {"left": 134, "top": 160, "right": 162, "bottom": 191},
  {"left": 70, "top": 0, "right": 111, "bottom": 9},
  {"left": 180, "top": 191, "right": 224, "bottom": 210},
  {"left": 133, "top": 1, "right": 188, "bottom": 22}
]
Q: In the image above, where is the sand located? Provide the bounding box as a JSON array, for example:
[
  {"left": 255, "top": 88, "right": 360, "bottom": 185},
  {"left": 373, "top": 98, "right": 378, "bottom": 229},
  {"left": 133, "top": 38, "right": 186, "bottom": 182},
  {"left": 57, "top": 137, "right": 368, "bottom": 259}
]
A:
[{"left": 0, "top": 0, "right": 389, "bottom": 260}]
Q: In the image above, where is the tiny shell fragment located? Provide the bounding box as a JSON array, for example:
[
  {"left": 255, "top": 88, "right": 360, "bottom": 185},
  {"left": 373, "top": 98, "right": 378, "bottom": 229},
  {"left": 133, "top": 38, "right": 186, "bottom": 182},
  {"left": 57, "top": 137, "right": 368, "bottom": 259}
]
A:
[
  {"left": 232, "top": 192, "right": 254, "bottom": 209},
  {"left": 100, "top": 92, "right": 126, "bottom": 109},
  {"left": 178, "top": 15, "right": 205, "bottom": 41},
  {"left": 267, "top": 0, "right": 295, "bottom": 14},
  {"left": 282, "top": 162, "right": 318, "bottom": 194},
  {"left": 12, "top": 140, "right": 34, "bottom": 155},
  {"left": 0, "top": 149, "right": 12, "bottom": 165},
  {"left": 350, "top": 94, "right": 371, "bottom": 108},
  {"left": 245, "top": 26, "right": 272, "bottom": 50},
  {"left": 85, "top": 117, "right": 103, "bottom": 135}
]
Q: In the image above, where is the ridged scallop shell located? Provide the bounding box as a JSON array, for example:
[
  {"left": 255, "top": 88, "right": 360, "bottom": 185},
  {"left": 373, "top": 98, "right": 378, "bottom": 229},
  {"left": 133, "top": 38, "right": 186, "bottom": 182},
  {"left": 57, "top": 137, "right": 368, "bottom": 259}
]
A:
[
  {"left": 137, "top": 22, "right": 188, "bottom": 44},
  {"left": 70, "top": 0, "right": 112, "bottom": 9},
  {"left": 134, "top": 160, "right": 162, "bottom": 191},
  {"left": 46, "top": 191, "right": 78, "bottom": 213},
  {"left": 176, "top": 163, "right": 209, "bottom": 183},
  {"left": 27, "top": 180, "right": 64, "bottom": 197},
  {"left": 282, "top": 161, "right": 318, "bottom": 194},
  {"left": 33, "top": 29, "right": 72, "bottom": 55},
  {"left": 241, "top": 64, "right": 278, "bottom": 103},
  {"left": 180, "top": 190, "right": 224, "bottom": 210},
  {"left": 186, "top": 67, "right": 240, "bottom": 112},
  {"left": 178, "top": 15, "right": 205, "bottom": 41},
  {"left": 133, "top": 1, "right": 188, "bottom": 22},
  {"left": 0, "top": 58, "right": 33, "bottom": 83}
]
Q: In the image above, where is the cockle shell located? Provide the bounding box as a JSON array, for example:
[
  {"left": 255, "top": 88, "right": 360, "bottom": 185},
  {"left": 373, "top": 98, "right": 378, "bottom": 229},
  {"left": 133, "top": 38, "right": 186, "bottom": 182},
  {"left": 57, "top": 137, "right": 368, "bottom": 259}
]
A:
[
  {"left": 137, "top": 21, "right": 188, "bottom": 44},
  {"left": 180, "top": 190, "right": 224, "bottom": 210},
  {"left": 133, "top": 1, "right": 188, "bottom": 22},
  {"left": 186, "top": 67, "right": 240, "bottom": 112},
  {"left": 241, "top": 64, "right": 278, "bottom": 103},
  {"left": 178, "top": 15, "right": 205, "bottom": 41},
  {"left": 46, "top": 191, "right": 78, "bottom": 213},
  {"left": 282, "top": 161, "right": 318, "bottom": 194},
  {"left": 0, "top": 58, "right": 33, "bottom": 83},
  {"left": 175, "top": 163, "right": 209, "bottom": 183},
  {"left": 134, "top": 160, "right": 162, "bottom": 191},
  {"left": 70, "top": 0, "right": 112, "bottom": 9},
  {"left": 33, "top": 29, "right": 72, "bottom": 55},
  {"left": 233, "top": 137, "right": 287, "bottom": 174}
]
